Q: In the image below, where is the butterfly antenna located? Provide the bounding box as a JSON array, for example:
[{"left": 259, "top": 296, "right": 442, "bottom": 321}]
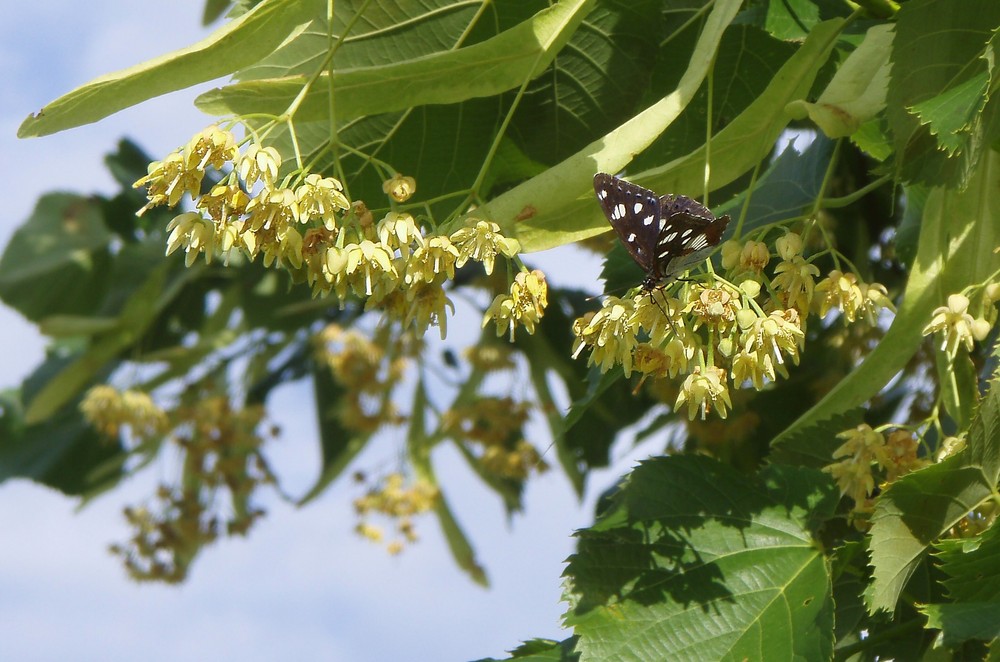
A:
[{"left": 647, "top": 287, "right": 681, "bottom": 338}]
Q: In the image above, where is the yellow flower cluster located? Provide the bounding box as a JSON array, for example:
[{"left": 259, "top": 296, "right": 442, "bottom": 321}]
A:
[
  {"left": 442, "top": 397, "right": 547, "bottom": 479},
  {"left": 822, "top": 424, "right": 929, "bottom": 526},
  {"left": 354, "top": 472, "right": 439, "bottom": 555},
  {"left": 80, "top": 385, "right": 168, "bottom": 440},
  {"left": 109, "top": 394, "right": 273, "bottom": 582},
  {"left": 463, "top": 344, "right": 516, "bottom": 372},
  {"left": 483, "top": 269, "right": 549, "bottom": 340},
  {"left": 572, "top": 231, "right": 894, "bottom": 420},
  {"left": 314, "top": 324, "right": 407, "bottom": 434},
  {"left": 922, "top": 291, "right": 997, "bottom": 358},
  {"left": 134, "top": 126, "right": 526, "bottom": 340}
]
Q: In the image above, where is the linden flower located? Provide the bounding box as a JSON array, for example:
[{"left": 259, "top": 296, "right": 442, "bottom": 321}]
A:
[
  {"left": 832, "top": 424, "right": 885, "bottom": 461},
  {"left": 198, "top": 183, "right": 250, "bottom": 225},
  {"left": 675, "top": 365, "right": 732, "bottom": 420},
  {"left": 244, "top": 187, "right": 300, "bottom": 233},
  {"left": 660, "top": 337, "right": 691, "bottom": 378},
  {"left": 775, "top": 232, "right": 803, "bottom": 260},
  {"left": 377, "top": 212, "right": 425, "bottom": 257},
  {"left": 322, "top": 245, "right": 352, "bottom": 298},
  {"left": 238, "top": 144, "right": 281, "bottom": 188},
  {"left": 406, "top": 235, "right": 460, "bottom": 284},
  {"left": 743, "top": 309, "right": 804, "bottom": 367},
  {"left": 166, "top": 212, "right": 216, "bottom": 266},
  {"left": 344, "top": 240, "right": 398, "bottom": 296},
  {"left": 184, "top": 125, "right": 238, "bottom": 171},
  {"left": 260, "top": 225, "right": 304, "bottom": 269},
  {"left": 824, "top": 457, "right": 875, "bottom": 506},
  {"left": 80, "top": 385, "right": 167, "bottom": 439},
  {"left": 483, "top": 269, "right": 549, "bottom": 340},
  {"left": 382, "top": 173, "right": 417, "bottom": 202},
  {"left": 450, "top": 220, "right": 520, "bottom": 275},
  {"left": 405, "top": 282, "right": 455, "bottom": 339},
  {"left": 815, "top": 269, "right": 865, "bottom": 322},
  {"left": 731, "top": 349, "right": 767, "bottom": 389},
  {"left": 858, "top": 282, "right": 895, "bottom": 326},
  {"left": 923, "top": 294, "right": 976, "bottom": 355},
  {"left": 634, "top": 344, "right": 675, "bottom": 379},
  {"left": 720, "top": 240, "right": 742, "bottom": 270},
  {"left": 134, "top": 151, "right": 203, "bottom": 214},
  {"left": 464, "top": 344, "right": 515, "bottom": 372},
  {"left": 739, "top": 240, "right": 770, "bottom": 272},
  {"left": 936, "top": 435, "right": 966, "bottom": 462},
  {"left": 355, "top": 522, "right": 384, "bottom": 543},
  {"left": 572, "top": 297, "right": 640, "bottom": 376},
  {"left": 296, "top": 174, "right": 350, "bottom": 229},
  {"left": 882, "top": 430, "right": 929, "bottom": 482},
  {"left": 633, "top": 290, "right": 685, "bottom": 344},
  {"left": 773, "top": 256, "right": 820, "bottom": 312},
  {"left": 689, "top": 286, "right": 740, "bottom": 330}
]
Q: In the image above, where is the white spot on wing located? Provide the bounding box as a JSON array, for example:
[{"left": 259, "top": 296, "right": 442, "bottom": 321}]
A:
[
  {"left": 597, "top": 189, "right": 607, "bottom": 200},
  {"left": 633, "top": 202, "right": 644, "bottom": 214},
  {"left": 643, "top": 215, "right": 654, "bottom": 226},
  {"left": 665, "top": 232, "right": 677, "bottom": 242},
  {"left": 626, "top": 233, "right": 636, "bottom": 242},
  {"left": 681, "top": 228, "right": 692, "bottom": 238},
  {"left": 612, "top": 203, "right": 625, "bottom": 219}
]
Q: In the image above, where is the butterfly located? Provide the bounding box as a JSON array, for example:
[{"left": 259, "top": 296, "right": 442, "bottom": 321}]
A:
[{"left": 593, "top": 173, "right": 730, "bottom": 291}]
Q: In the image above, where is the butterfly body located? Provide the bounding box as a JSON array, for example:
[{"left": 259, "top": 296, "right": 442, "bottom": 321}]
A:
[{"left": 593, "top": 173, "right": 729, "bottom": 290}]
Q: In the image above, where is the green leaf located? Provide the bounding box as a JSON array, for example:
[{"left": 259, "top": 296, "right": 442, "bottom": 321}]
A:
[
  {"left": 17, "top": 0, "right": 319, "bottom": 137},
  {"left": 867, "top": 358, "right": 1000, "bottom": 614},
  {"left": 937, "top": 350, "right": 979, "bottom": 431},
  {"left": 508, "top": 0, "right": 662, "bottom": 165},
  {"left": 0, "top": 194, "right": 112, "bottom": 322},
  {"left": 408, "top": 380, "right": 487, "bottom": 586},
  {"left": 635, "top": 23, "right": 799, "bottom": 170},
  {"left": 786, "top": 24, "right": 892, "bottom": 138},
  {"left": 0, "top": 361, "right": 125, "bottom": 495},
  {"left": 23, "top": 260, "right": 200, "bottom": 425},
  {"left": 239, "top": 0, "right": 500, "bottom": 76},
  {"left": 922, "top": 602, "right": 1000, "bottom": 648},
  {"left": 831, "top": 542, "right": 868, "bottom": 647},
  {"left": 769, "top": 409, "right": 864, "bottom": 468},
  {"left": 196, "top": 0, "right": 595, "bottom": 125},
  {"left": 935, "top": 522, "right": 1000, "bottom": 603},
  {"left": 297, "top": 360, "right": 367, "bottom": 505},
  {"left": 472, "top": 637, "right": 580, "bottom": 662},
  {"left": 202, "top": 0, "right": 233, "bottom": 25},
  {"left": 560, "top": 363, "right": 659, "bottom": 471},
  {"left": 772, "top": 148, "right": 1000, "bottom": 449},
  {"left": 482, "top": 10, "right": 840, "bottom": 253},
  {"left": 515, "top": 311, "right": 584, "bottom": 494},
  {"left": 910, "top": 72, "right": 991, "bottom": 156},
  {"left": 764, "top": 0, "right": 822, "bottom": 42},
  {"left": 715, "top": 135, "right": 837, "bottom": 229},
  {"left": 886, "top": 0, "right": 1000, "bottom": 188},
  {"left": 564, "top": 457, "right": 836, "bottom": 661},
  {"left": 851, "top": 116, "right": 894, "bottom": 162}
]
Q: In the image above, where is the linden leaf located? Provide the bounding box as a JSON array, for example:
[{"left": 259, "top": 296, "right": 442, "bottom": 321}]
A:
[
  {"left": 564, "top": 456, "right": 836, "bottom": 661},
  {"left": 475, "top": 12, "right": 840, "bottom": 253},
  {"left": 787, "top": 24, "right": 893, "bottom": 139},
  {"left": 18, "top": 0, "right": 318, "bottom": 137}
]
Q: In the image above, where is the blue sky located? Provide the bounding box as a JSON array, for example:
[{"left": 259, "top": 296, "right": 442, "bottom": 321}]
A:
[{"left": 0, "top": 3, "right": 654, "bottom": 661}]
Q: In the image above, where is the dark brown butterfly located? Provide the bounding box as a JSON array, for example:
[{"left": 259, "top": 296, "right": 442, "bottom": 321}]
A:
[{"left": 594, "top": 173, "right": 730, "bottom": 290}]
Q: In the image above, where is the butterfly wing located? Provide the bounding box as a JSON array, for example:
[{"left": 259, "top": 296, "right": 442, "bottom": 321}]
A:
[
  {"left": 655, "top": 194, "right": 730, "bottom": 281},
  {"left": 593, "top": 173, "right": 662, "bottom": 277}
]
